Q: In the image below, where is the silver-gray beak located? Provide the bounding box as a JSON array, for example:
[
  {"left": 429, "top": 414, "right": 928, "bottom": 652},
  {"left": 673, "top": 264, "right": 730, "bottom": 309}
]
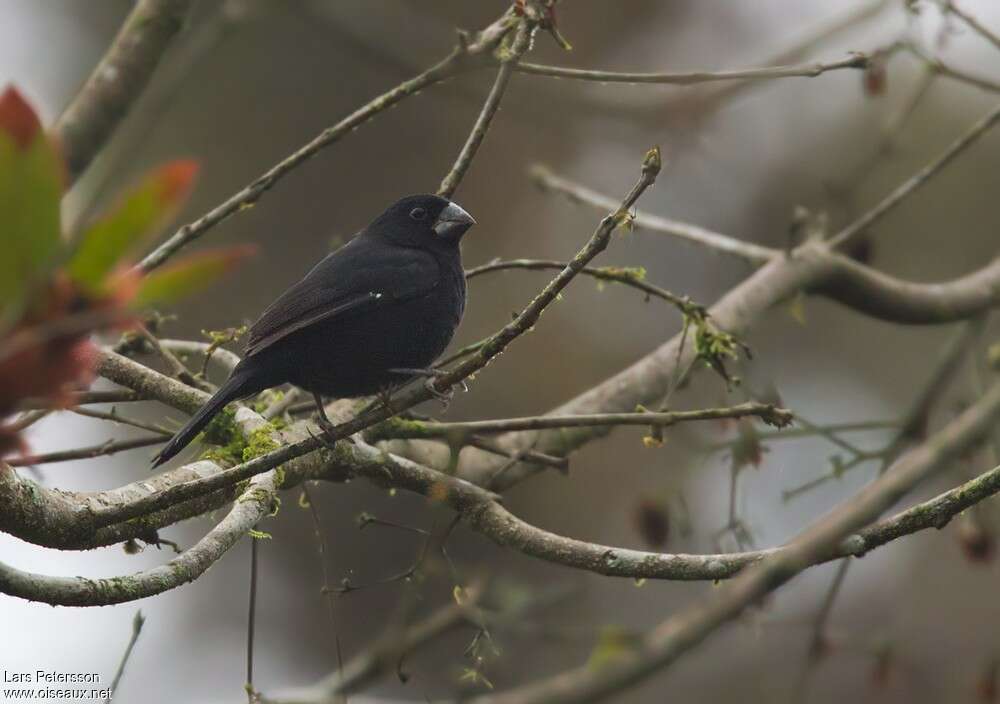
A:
[{"left": 433, "top": 201, "right": 476, "bottom": 239}]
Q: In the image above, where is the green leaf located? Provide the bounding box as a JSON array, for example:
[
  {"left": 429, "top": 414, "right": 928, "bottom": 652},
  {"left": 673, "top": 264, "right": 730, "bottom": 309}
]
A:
[
  {"left": 69, "top": 160, "right": 198, "bottom": 291},
  {"left": 0, "top": 88, "right": 63, "bottom": 318},
  {"left": 133, "top": 246, "right": 255, "bottom": 308}
]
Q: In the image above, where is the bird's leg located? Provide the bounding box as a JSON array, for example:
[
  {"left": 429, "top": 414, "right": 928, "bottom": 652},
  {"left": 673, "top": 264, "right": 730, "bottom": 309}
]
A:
[
  {"left": 376, "top": 387, "right": 398, "bottom": 415},
  {"left": 389, "top": 367, "right": 467, "bottom": 407},
  {"left": 312, "top": 392, "right": 340, "bottom": 449}
]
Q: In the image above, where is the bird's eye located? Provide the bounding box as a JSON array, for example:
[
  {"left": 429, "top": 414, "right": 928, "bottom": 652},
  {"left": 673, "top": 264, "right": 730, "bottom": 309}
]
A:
[{"left": 409, "top": 207, "right": 427, "bottom": 221}]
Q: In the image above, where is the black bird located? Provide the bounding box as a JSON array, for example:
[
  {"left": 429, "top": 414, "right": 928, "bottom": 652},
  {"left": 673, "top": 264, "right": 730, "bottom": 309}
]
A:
[{"left": 152, "top": 194, "right": 475, "bottom": 468}]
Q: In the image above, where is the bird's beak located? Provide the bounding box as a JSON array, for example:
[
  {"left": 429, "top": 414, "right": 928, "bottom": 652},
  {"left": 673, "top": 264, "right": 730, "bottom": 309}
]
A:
[{"left": 433, "top": 201, "right": 476, "bottom": 240}]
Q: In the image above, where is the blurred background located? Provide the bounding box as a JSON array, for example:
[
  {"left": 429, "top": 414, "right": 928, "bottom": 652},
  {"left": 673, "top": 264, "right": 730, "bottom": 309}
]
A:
[{"left": 2, "top": 1, "right": 1000, "bottom": 702}]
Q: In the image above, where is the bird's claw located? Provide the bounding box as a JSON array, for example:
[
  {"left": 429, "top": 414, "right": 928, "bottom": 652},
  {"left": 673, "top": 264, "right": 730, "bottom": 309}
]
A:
[
  {"left": 388, "top": 367, "right": 467, "bottom": 404},
  {"left": 376, "top": 387, "right": 398, "bottom": 414},
  {"left": 307, "top": 423, "right": 338, "bottom": 451},
  {"left": 309, "top": 414, "right": 357, "bottom": 451},
  {"left": 424, "top": 377, "right": 454, "bottom": 407}
]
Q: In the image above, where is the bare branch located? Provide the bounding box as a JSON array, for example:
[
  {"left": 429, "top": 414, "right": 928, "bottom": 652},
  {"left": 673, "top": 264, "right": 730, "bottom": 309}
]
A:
[
  {"left": 7, "top": 435, "right": 166, "bottom": 467},
  {"left": 438, "top": 23, "right": 533, "bottom": 198},
  {"left": 0, "top": 148, "right": 662, "bottom": 550},
  {"left": 136, "top": 325, "right": 213, "bottom": 392},
  {"left": 0, "top": 468, "right": 277, "bottom": 606},
  {"left": 105, "top": 611, "right": 145, "bottom": 704},
  {"left": 947, "top": 1, "right": 1000, "bottom": 52},
  {"left": 85, "top": 149, "right": 663, "bottom": 530},
  {"left": 70, "top": 407, "right": 172, "bottom": 436},
  {"left": 829, "top": 100, "right": 1000, "bottom": 249},
  {"left": 54, "top": 0, "right": 194, "bottom": 180},
  {"left": 16, "top": 389, "right": 146, "bottom": 411},
  {"left": 531, "top": 165, "right": 778, "bottom": 265},
  {"left": 816, "top": 251, "right": 1000, "bottom": 324},
  {"left": 159, "top": 338, "right": 242, "bottom": 374},
  {"left": 471, "top": 383, "right": 1000, "bottom": 703},
  {"left": 368, "top": 402, "right": 791, "bottom": 440},
  {"left": 97, "top": 350, "right": 206, "bottom": 415},
  {"left": 454, "top": 201, "right": 1000, "bottom": 490},
  {"left": 138, "top": 10, "right": 522, "bottom": 273},
  {"left": 466, "top": 259, "right": 693, "bottom": 311},
  {"left": 274, "top": 585, "right": 486, "bottom": 702},
  {"left": 455, "top": 251, "right": 824, "bottom": 489},
  {"left": 516, "top": 53, "right": 868, "bottom": 85},
  {"left": 0, "top": 407, "right": 283, "bottom": 605}
]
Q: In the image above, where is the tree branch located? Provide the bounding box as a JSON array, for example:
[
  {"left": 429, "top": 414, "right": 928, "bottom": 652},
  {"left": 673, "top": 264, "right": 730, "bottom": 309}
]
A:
[
  {"left": 515, "top": 53, "right": 868, "bottom": 85},
  {"left": 138, "top": 10, "right": 521, "bottom": 272},
  {"left": 531, "top": 164, "right": 778, "bottom": 265},
  {"left": 0, "top": 464, "right": 277, "bottom": 606},
  {"left": 946, "top": 1, "right": 1000, "bottom": 52},
  {"left": 828, "top": 100, "right": 1000, "bottom": 249},
  {"left": 7, "top": 435, "right": 166, "bottom": 467},
  {"left": 455, "top": 186, "right": 1000, "bottom": 489},
  {"left": 367, "top": 402, "right": 791, "bottom": 441},
  {"left": 438, "top": 22, "right": 533, "bottom": 198},
  {"left": 466, "top": 258, "right": 694, "bottom": 311},
  {"left": 0, "top": 150, "right": 663, "bottom": 557},
  {"left": 54, "top": 0, "right": 194, "bottom": 180},
  {"left": 816, "top": 251, "right": 1000, "bottom": 324},
  {"left": 470, "top": 382, "right": 1000, "bottom": 703}
]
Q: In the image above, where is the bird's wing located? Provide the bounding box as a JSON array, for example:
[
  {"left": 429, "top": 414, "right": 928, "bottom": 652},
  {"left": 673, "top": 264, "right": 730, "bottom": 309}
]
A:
[{"left": 244, "top": 240, "right": 440, "bottom": 358}]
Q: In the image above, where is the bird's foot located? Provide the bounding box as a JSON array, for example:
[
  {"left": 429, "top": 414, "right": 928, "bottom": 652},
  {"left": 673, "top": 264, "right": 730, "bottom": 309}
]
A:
[
  {"left": 376, "top": 387, "right": 398, "bottom": 415},
  {"left": 389, "top": 367, "right": 467, "bottom": 408},
  {"left": 307, "top": 418, "right": 340, "bottom": 451},
  {"left": 310, "top": 392, "right": 355, "bottom": 450},
  {"left": 423, "top": 376, "right": 454, "bottom": 407},
  {"left": 308, "top": 418, "right": 356, "bottom": 451}
]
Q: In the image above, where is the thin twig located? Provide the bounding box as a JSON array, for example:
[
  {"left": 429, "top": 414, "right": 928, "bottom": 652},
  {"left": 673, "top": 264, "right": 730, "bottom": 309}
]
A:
[
  {"left": 104, "top": 610, "right": 145, "bottom": 704},
  {"left": 300, "top": 484, "right": 346, "bottom": 703},
  {"left": 466, "top": 258, "right": 693, "bottom": 311},
  {"left": 369, "top": 402, "right": 791, "bottom": 440},
  {"left": 709, "top": 419, "right": 897, "bottom": 451},
  {"left": 273, "top": 582, "right": 489, "bottom": 703},
  {"left": 7, "top": 435, "right": 166, "bottom": 467},
  {"left": 85, "top": 149, "right": 664, "bottom": 530},
  {"left": 16, "top": 389, "right": 146, "bottom": 411},
  {"left": 469, "top": 386, "right": 1000, "bottom": 703},
  {"left": 946, "top": 2, "right": 1000, "bottom": 52},
  {"left": 790, "top": 320, "right": 982, "bottom": 696},
  {"left": 138, "top": 12, "right": 520, "bottom": 272},
  {"left": 71, "top": 407, "right": 173, "bottom": 435},
  {"left": 159, "top": 338, "right": 242, "bottom": 375},
  {"left": 465, "top": 435, "right": 568, "bottom": 473},
  {"left": 531, "top": 164, "right": 777, "bottom": 265},
  {"left": 515, "top": 53, "right": 868, "bottom": 85},
  {"left": 829, "top": 100, "right": 1000, "bottom": 249},
  {"left": 438, "top": 23, "right": 532, "bottom": 198},
  {"left": 6, "top": 410, "right": 50, "bottom": 433},
  {"left": 694, "top": 0, "right": 891, "bottom": 108},
  {"left": 246, "top": 536, "right": 260, "bottom": 703},
  {"left": 137, "top": 325, "right": 214, "bottom": 392}
]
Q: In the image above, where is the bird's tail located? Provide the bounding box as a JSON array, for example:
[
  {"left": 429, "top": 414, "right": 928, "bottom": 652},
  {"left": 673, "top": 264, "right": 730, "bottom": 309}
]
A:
[{"left": 152, "top": 368, "right": 261, "bottom": 468}]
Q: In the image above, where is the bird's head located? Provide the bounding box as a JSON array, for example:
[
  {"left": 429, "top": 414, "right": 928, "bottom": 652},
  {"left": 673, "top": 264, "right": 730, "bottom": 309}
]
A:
[{"left": 366, "top": 194, "right": 476, "bottom": 250}]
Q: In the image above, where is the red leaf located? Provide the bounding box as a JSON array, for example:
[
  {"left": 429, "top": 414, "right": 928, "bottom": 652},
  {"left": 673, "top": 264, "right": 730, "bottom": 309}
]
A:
[
  {"left": 69, "top": 159, "right": 200, "bottom": 291},
  {"left": 0, "top": 85, "right": 42, "bottom": 151},
  {"left": 153, "top": 159, "right": 199, "bottom": 205},
  {"left": 133, "top": 245, "right": 256, "bottom": 308}
]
